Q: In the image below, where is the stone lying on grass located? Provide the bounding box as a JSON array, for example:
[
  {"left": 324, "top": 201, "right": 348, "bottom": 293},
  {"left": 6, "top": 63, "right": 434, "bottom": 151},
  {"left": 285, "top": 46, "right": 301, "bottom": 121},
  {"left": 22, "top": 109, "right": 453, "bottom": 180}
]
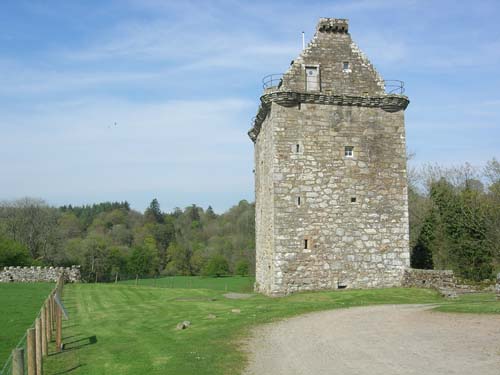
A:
[
  {"left": 176, "top": 321, "right": 191, "bottom": 330},
  {"left": 207, "top": 314, "right": 217, "bottom": 319},
  {"left": 231, "top": 309, "right": 241, "bottom": 314},
  {"left": 438, "top": 288, "right": 458, "bottom": 299}
]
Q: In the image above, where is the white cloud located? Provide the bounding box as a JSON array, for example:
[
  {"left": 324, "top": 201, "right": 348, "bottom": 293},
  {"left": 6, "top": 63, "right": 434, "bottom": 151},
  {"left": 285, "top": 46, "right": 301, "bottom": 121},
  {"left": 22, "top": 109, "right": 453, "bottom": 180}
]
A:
[{"left": 0, "top": 97, "right": 255, "bottom": 199}]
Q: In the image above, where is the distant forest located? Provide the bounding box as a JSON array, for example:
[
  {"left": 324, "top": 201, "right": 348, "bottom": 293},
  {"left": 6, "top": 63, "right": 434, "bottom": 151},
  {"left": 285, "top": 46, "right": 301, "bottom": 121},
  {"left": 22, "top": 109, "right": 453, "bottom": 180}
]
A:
[
  {"left": 0, "top": 199, "right": 254, "bottom": 281},
  {"left": 0, "top": 158, "right": 498, "bottom": 282}
]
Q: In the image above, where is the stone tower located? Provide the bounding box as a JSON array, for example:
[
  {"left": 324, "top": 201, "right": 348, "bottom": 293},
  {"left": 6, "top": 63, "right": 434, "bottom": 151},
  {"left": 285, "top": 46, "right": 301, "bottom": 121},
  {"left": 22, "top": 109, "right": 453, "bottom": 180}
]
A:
[{"left": 249, "top": 18, "right": 410, "bottom": 296}]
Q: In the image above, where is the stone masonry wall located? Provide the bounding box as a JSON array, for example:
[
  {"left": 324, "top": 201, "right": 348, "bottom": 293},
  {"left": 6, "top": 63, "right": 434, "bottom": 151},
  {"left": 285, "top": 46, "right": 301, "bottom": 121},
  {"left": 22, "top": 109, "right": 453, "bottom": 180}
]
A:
[
  {"left": 252, "top": 18, "right": 410, "bottom": 296},
  {"left": 402, "top": 268, "right": 456, "bottom": 290},
  {"left": 270, "top": 103, "right": 409, "bottom": 294},
  {"left": 0, "top": 266, "right": 81, "bottom": 283},
  {"left": 281, "top": 18, "right": 385, "bottom": 96},
  {"left": 254, "top": 110, "right": 276, "bottom": 295}
]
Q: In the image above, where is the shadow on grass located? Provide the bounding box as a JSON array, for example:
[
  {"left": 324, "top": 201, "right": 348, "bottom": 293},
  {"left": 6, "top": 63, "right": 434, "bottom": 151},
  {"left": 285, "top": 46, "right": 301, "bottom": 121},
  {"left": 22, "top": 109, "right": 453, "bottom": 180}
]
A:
[
  {"left": 51, "top": 364, "right": 85, "bottom": 374},
  {"left": 48, "top": 335, "right": 97, "bottom": 357},
  {"left": 63, "top": 335, "right": 97, "bottom": 351}
]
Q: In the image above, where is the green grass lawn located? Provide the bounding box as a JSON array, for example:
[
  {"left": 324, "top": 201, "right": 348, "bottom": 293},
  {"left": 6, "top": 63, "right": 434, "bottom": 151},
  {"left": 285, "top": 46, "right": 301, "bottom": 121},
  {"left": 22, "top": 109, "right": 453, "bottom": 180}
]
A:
[
  {"left": 433, "top": 292, "right": 500, "bottom": 314},
  {"left": 41, "top": 282, "right": 498, "bottom": 375},
  {"left": 119, "top": 275, "right": 255, "bottom": 293},
  {"left": 0, "top": 283, "right": 54, "bottom": 365}
]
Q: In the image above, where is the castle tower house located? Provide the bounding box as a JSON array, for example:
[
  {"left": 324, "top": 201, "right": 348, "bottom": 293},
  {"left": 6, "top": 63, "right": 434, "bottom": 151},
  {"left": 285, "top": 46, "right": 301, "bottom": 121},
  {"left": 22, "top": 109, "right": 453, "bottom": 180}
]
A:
[{"left": 249, "top": 18, "right": 410, "bottom": 296}]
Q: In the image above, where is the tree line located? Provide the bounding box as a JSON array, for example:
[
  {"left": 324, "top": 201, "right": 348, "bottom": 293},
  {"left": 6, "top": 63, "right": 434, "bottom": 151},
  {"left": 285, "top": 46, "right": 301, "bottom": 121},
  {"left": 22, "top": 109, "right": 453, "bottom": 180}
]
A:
[
  {"left": 0, "top": 199, "right": 254, "bottom": 281},
  {"left": 408, "top": 158, "right": 499, "bottom": 281},
  {"left": 0, "top": 158, "right": 498, "bottom": 282}
]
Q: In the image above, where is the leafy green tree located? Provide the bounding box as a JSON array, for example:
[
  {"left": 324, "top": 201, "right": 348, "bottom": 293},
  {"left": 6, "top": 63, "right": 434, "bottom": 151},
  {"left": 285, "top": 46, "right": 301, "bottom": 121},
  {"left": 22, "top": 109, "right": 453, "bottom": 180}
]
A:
[
  {"left": 166, "top": 242, "right": 192, "bottom": 275},
  {"left": 235, "top": 259, "right": 250, "bottom": 276},
  {"left": 144, "top": 198, "right": 164, "bottom": 224},
  {"left": 128, "top": 238, "right": 159, "bottom": 277},
  {"left": 202, "top": 255, "right": 230, "bottom": 277},
  {"left": 0, "top": 235, "right": 31, "bottom": 267},
  {"left": 206, "top": 206, "right": 217, "bottom": 220}
]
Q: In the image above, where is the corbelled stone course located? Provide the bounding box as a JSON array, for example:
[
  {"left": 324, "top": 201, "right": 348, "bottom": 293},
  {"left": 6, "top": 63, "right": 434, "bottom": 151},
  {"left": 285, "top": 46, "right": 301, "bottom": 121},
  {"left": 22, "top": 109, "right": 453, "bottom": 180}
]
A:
[
  {"left": 248, "top": 92, "right": 409, "bottom": 142},
  {"left": 0, "top": 265, "right": 81, "bottom": 283}
]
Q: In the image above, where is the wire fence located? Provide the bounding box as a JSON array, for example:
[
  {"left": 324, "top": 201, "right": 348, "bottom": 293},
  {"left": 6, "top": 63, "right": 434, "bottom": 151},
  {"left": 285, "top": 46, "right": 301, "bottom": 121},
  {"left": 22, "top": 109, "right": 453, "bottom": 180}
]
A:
[
  {"left": 0, "top": 330, "right": 28, "bottom": 375},
  {"left": 0, "top": 275, "right": 65, "bottom": 375}
]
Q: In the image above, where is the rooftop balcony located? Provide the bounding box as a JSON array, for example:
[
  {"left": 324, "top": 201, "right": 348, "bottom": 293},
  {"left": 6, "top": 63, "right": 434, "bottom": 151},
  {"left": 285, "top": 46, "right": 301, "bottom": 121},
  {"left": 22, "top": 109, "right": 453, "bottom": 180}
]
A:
[
  {"left": 261, "top": 73, "right": 406, "bottom": 95},
  {"left": 262, "top": 74, "right": 284, "bottom": 90}
]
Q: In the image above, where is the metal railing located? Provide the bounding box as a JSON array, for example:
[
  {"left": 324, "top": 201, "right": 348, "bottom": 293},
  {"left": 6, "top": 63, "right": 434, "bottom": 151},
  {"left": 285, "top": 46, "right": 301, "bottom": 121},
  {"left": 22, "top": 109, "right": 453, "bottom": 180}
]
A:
[
  {"left": 384, "top": 80, "right": 405, "bottom": 94},
  {"left": 262, "top": 75, "right": 405, "bottom": 95},
  {"left": 262, "top": 74, "right": 283, "bottom": 89}
]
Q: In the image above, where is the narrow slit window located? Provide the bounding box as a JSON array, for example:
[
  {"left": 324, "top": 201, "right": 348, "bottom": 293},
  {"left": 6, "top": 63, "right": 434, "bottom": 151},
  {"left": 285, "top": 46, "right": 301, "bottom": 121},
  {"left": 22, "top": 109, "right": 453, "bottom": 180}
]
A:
[
  {"left": 296, "top": 144, "right": 300, "bottom": 153},
  {"left": 297, "top": 196, "right": 301, "bottom": 206},
  {"left": 345, "top": 146, "right": 354, "bottom": 157},
  {"left": 304, "top": 239, "right": 309, "bottom": 249}
]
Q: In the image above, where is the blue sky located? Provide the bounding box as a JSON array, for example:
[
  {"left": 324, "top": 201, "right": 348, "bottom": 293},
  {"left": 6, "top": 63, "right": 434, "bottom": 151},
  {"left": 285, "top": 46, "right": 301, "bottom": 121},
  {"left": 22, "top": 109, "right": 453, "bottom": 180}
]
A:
[{"left": 1, "top": 0, "right": 499, "bottom": 213}]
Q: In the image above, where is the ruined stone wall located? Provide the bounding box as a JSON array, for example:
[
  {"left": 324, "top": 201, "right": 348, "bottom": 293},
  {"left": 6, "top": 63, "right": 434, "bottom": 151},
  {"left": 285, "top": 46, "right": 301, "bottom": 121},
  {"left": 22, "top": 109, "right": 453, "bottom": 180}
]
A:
[{"left": 0, "top": 266, "right": 81, "bottom": 283}]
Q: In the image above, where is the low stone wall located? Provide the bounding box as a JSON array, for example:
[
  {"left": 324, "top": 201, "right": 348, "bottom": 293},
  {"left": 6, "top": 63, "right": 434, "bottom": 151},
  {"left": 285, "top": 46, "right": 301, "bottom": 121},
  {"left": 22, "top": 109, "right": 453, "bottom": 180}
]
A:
[
  {"left": 402, "top": 268, "right": 456, "bottom": 290},
  {"left": 402, "top": 268, "right": 499, "bottom": 298},
  {"left": 0, "top": 265, "right": 81, "bottom": 283}
]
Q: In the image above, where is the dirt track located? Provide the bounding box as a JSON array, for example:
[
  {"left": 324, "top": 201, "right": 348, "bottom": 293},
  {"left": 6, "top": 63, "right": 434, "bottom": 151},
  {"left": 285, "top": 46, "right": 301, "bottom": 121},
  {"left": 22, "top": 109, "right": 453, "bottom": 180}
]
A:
[{"left": 243, "top": 305, "right": 500, "bottom": 375}]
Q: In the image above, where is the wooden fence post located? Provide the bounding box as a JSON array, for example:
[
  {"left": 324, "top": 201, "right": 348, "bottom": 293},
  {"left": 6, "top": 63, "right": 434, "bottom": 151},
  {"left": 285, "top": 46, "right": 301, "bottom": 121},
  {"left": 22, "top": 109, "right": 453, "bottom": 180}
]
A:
[
  {"left": 44, "top": 302, "right": 50, "bottom": 347},
  {"left": 41, "top": 307, "right": 48, "bottom": 356},
  {"left": 51, "top": 293, "right": 55, "bottom": 334},
  {"left": 56, "top": 304, "right": 62, "bottom": 352},
  {"left": 35, "top": 317, "right": 43, "bottom": 375},
  {"left": 27, "top": 328, "right": 36, "bottom": 375},
  {"left": 12, "top": 347, "right": 25, "bottom": 375}
]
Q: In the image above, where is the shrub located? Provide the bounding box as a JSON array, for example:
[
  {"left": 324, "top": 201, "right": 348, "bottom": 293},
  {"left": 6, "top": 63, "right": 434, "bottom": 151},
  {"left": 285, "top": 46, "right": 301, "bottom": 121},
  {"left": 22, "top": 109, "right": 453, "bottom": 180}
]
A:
[
  {"left": 0, "top": 236, "right": 31, "bottom": 267},
  {"left": 235, "top": 260, "right": 250, "bottom": 276},
  {"left": 202, "top": 255, "right": 230, "bottom": 277}
]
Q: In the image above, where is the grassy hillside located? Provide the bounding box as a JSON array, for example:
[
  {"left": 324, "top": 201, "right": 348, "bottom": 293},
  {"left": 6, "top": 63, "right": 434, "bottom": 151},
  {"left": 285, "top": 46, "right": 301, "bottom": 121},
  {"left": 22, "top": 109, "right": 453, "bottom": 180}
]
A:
[{"left": 0, "top": 283, "right": 54, "bottom": 365}]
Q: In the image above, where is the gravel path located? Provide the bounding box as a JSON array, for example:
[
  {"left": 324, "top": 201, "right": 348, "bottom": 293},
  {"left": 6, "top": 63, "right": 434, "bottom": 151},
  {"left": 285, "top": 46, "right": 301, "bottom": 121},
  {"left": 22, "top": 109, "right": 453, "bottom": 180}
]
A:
[{"left": 243, "top": 304, "right": 500, "bottom": 375}]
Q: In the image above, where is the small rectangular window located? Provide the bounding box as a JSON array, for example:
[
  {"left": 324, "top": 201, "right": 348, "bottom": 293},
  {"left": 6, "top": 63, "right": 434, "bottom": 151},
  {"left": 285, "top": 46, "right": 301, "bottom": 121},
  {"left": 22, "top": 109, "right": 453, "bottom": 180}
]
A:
[
  {"left": 343, "top": 62, "right": 350, "bottom": 72},
  {"left": 304, "top": 239, "right": 308, "bottom": 249},
  {"left": 351, "top": 197, "right": 357, "bottom": 203},
  {"left": 345, "top": 146, "right": 354, "bottom": 157}
]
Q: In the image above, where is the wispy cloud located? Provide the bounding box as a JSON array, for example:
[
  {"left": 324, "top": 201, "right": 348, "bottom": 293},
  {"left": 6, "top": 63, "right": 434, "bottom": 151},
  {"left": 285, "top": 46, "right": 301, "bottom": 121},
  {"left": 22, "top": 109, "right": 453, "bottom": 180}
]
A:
[
  {"left": 0, "top": 97, "right": 254, "bottom": 197},
  {"left": 1, "top": 0, "right": 499, "bottom": 210}
]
